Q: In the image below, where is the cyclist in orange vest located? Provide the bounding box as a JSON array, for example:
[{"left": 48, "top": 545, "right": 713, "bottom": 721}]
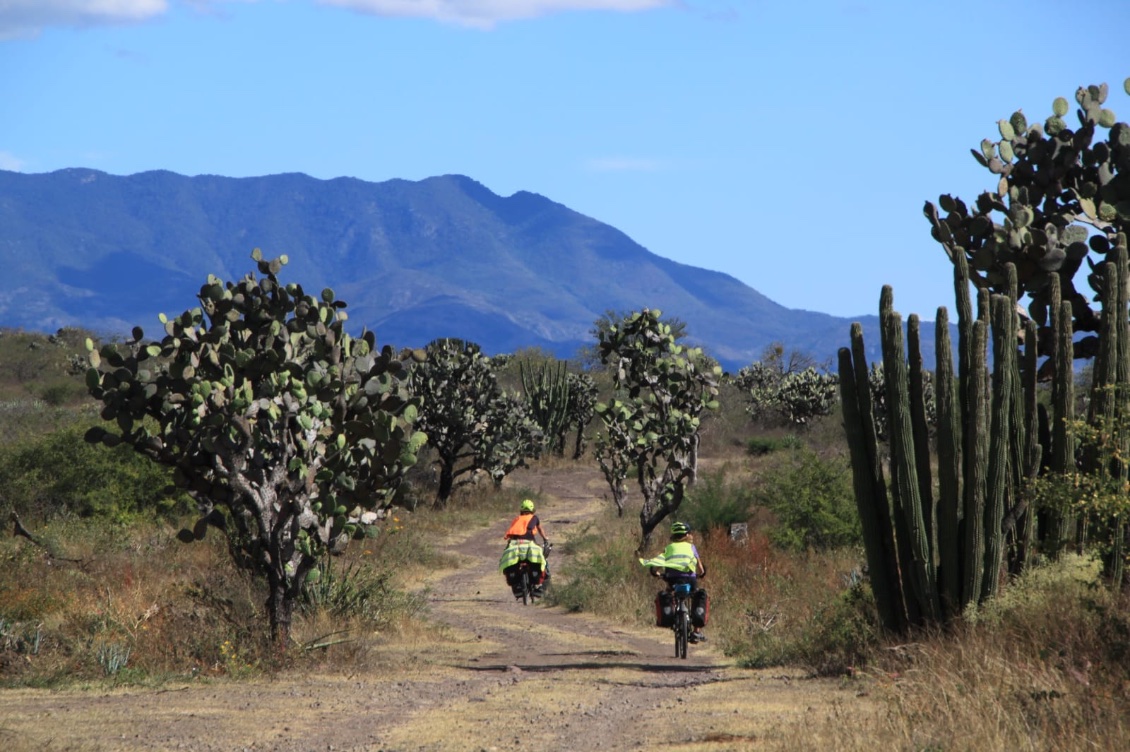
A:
[{"left": 504, "top": 499, "right": 551, "bottom": 593}]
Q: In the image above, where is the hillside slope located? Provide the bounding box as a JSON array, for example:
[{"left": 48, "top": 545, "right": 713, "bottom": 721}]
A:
[{"left": 0, "top": 168, "right": 912, "bottom": 370}]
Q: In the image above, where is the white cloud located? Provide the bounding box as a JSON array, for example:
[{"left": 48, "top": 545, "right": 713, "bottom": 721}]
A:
[
  {"left": 0, "top": 0, "right": 169, "bottom": 40},
  {"left": 584, "top": 156, "right": 663, "bottom": 172},
  {"left": 317, "top": 0, "right": 672, "bottom": 29},
  {"left": 0, "top": 151, "right": 26, "bottom": 171},
  {"left": 0, "top": 0, "right": 672, "bottom": 37}
]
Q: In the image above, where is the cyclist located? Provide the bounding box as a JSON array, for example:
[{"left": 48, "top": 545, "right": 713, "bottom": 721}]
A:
[
  {"left": 500, "top": 499, "right": 551, "bottom": 595},
  {"left": 639, "top": 521, "right": 708, "bottom": 642}
]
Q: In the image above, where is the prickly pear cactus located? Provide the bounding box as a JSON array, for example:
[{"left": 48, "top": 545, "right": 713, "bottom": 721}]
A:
[
  {"left": 924, "top": 79, "right": 1130, "bottom": 365},
  {"left": 594, "top": 308, "right": 720, "bottom": 545},
  {"left": 409, "top": 338, "right": 543, "bottom": 505},
  {"left": 84, "top": 250, "right": 425, "bottom": 645}
]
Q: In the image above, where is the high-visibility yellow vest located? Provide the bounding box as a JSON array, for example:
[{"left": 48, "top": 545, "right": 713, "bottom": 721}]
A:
[{"left": 638, "top": 540, "right": 698, "bottom": 573}]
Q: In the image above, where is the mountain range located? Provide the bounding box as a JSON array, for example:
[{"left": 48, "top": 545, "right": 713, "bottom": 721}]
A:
[{"left": 0, "top": 168, "right": 922, "bottom": 372}]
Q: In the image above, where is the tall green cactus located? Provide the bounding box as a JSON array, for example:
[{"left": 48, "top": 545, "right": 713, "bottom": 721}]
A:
[
  {"left": 934, "top": 306, "right": 962, "bottom": 617},
  {"left": 1047, "top": 295, "right": 1076, "bottom": 557},
  {"left": 879, "top": 287, "right": 941, "bottom": 623},
  {"left": 982, "top": 295, "right": 1013, "bottom": 602},
  {"left": 908, "top": 314, "right": 935, "bottom": 554},
  {"left": 850, "top": 323, "right": 907, "bottom": 629},
  {"left": 962, "top": 312, "right": 989, "bottom": 609},
  {"left": 520, "top": 359, "right": 571, "bottom": 455},
  {"left": 839, "top": 345, "right": 903, "bottom": 633},
  {"left": 841, "top": 276, "right": 1029, "bottom": 629}
]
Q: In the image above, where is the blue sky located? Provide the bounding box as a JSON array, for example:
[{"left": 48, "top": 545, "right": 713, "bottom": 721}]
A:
[{"left": 2, "top": 0, "right": 1128, "bottom": 320}]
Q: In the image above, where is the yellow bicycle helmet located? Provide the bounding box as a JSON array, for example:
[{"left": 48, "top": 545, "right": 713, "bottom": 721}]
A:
[{"left": 521, "top": 499, "right": 536, "bottom": 513}]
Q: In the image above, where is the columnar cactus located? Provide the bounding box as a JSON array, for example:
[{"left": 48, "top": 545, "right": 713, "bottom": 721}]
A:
[
  {"left": 840, "top": 282, "right": 1024, "bottom": 629},
  {"left": 520, "top": 359, "right": 571, "bottom": 455},
  {"left": 933, "top": 306, "right": 962, "bottom": 617},
  {"left": 879, "top": 288, "right": 941, "bottom": 623},
  {"left": 981, "top": 294, "right": 1014, "bottom": 601}
]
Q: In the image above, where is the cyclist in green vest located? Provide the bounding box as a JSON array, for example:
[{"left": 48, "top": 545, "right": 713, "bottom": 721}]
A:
[{"left": 640, "top": 521, "right": 708, "bottom": 642}]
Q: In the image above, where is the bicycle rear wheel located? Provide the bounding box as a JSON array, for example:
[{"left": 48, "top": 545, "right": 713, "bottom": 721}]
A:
[
  {"left": 675, "top": 607, "right": 688, "bottom": 659},
  {"left": 521, "top": 569, "right": 530, "bottom": 605}
]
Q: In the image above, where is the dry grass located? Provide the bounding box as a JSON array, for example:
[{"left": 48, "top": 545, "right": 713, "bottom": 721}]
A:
[
  {"left": 766, "top": 555, "right": 1130, "bottom": 751},
  {"left": 0, "top": 505, "right": 460, "bottom": 686}
]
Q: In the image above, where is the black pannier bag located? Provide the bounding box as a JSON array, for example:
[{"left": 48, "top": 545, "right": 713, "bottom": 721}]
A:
[
  {"left": 655, "top": 590, "right": 675, "bottom": 627},
  {"left": 692, "top": 589, "right": 709, "bottom": 627}
]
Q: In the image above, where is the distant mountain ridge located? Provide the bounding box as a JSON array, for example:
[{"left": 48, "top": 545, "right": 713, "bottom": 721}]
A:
[{"left": 0, "top": 168, "right": 917, "bottom": 371}]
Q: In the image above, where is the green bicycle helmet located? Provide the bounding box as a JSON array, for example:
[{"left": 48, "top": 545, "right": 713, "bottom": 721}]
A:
[
  {"left": 671, "top": 521, "right": 691, "bottom": 536},
  {"left": 521, "top": 499, "right": 536, "bottom": 513}
]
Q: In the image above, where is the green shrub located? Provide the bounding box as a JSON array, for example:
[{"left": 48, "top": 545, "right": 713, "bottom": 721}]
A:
[
  {"left": 38, "top": 380, "right": 87, "bottom": 407},
  {"left": 300, "top": 554, "right": 425, "bottom": 626},
  {"left": 0, "top": 425, "right": 189, "bottom": 522},
  {"left": 753, "top": 449, "right": 861, "bottom": 551},
  {"left": 549, "top": 520, "right": 651, "bottom": 623},
  {"left": 746, "top": 434, "right": 802, "bottom": 456},
  {"left": 679, "top": 469, "right": 755, "bottom": 533},
  {"left": 792, "top": 581, "right": 877, "bottom": 674}
]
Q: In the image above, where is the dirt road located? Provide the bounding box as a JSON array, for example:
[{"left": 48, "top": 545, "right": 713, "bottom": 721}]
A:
[{"left": 1, "top": 465, "right": 866, "bottom": 751}]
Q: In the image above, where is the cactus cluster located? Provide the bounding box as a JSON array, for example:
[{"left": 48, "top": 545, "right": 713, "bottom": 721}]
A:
[
  {"left": 565, "top": 372, "right": 598, "bottom": 460},
  {"left": 520, "top": 359, "right": 571, "bottom": 455},
  {"left": 736, "top": 359, "right": 839, "bottom": 427},
  {"left": 923, "top": 78, "right": 1130, "bottom": 368},
  {"left": 842, "top": 232, "right": 1130, "bottom": 631},
  {"left": 732, "top": 344, "right": 845, "bottom": 428},
  {"left": 408, "top": 338, "right": 542, "bottom": 505},
  {"left": 84, "top": 250, "right": 425, "bottom": 644}
]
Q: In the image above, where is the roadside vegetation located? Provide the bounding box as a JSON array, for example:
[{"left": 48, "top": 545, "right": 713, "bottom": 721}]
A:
[
  {"left": 4, "top": 77, "right": 1130, "bottom": 748},
  {"left": 3, "top": 312, "right": 1130, "bottom": 747}
]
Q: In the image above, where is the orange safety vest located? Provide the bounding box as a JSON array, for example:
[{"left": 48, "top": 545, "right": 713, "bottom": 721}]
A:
[{"left": 506, "top": 513, "right": 542, "bottom": 540}]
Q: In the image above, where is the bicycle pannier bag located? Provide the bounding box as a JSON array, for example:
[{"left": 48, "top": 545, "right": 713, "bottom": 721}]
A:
[
  {"left": 692, "top": 588, "right": 709, "bottom": 627},
  {"left": 655, "top": 590, "right": 675, "bottom": 627}
]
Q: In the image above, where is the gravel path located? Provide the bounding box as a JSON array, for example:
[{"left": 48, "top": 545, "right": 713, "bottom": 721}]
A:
[{"left": 0, "top": 465, "right": 868, "bottom": 751}]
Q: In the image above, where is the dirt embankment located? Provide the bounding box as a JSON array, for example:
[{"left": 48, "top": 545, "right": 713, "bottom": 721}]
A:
[{"left": 1, "top": 466, "right": 868, "bottom": 751}]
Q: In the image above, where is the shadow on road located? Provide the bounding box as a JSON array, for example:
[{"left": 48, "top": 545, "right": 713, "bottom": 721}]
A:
[{"left": 462, "top": 661, "right": 725, "bottom": 673}]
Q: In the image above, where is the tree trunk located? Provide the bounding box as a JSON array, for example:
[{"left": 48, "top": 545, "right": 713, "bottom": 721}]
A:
[
  {"left": 638, "top": 477, "right": 687, "bottom": 551},
  {"left": 572, "top": 425, "right": 586, "bottom": 461},
  {"left": 436, "top": 458, "right": 455, "bottom": 506},
  {"left": 688, "top": 434, "right": 700, "bottom": 487},
  {"left": 266, "top": 569, "right": 293, "bottom": 650}
]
